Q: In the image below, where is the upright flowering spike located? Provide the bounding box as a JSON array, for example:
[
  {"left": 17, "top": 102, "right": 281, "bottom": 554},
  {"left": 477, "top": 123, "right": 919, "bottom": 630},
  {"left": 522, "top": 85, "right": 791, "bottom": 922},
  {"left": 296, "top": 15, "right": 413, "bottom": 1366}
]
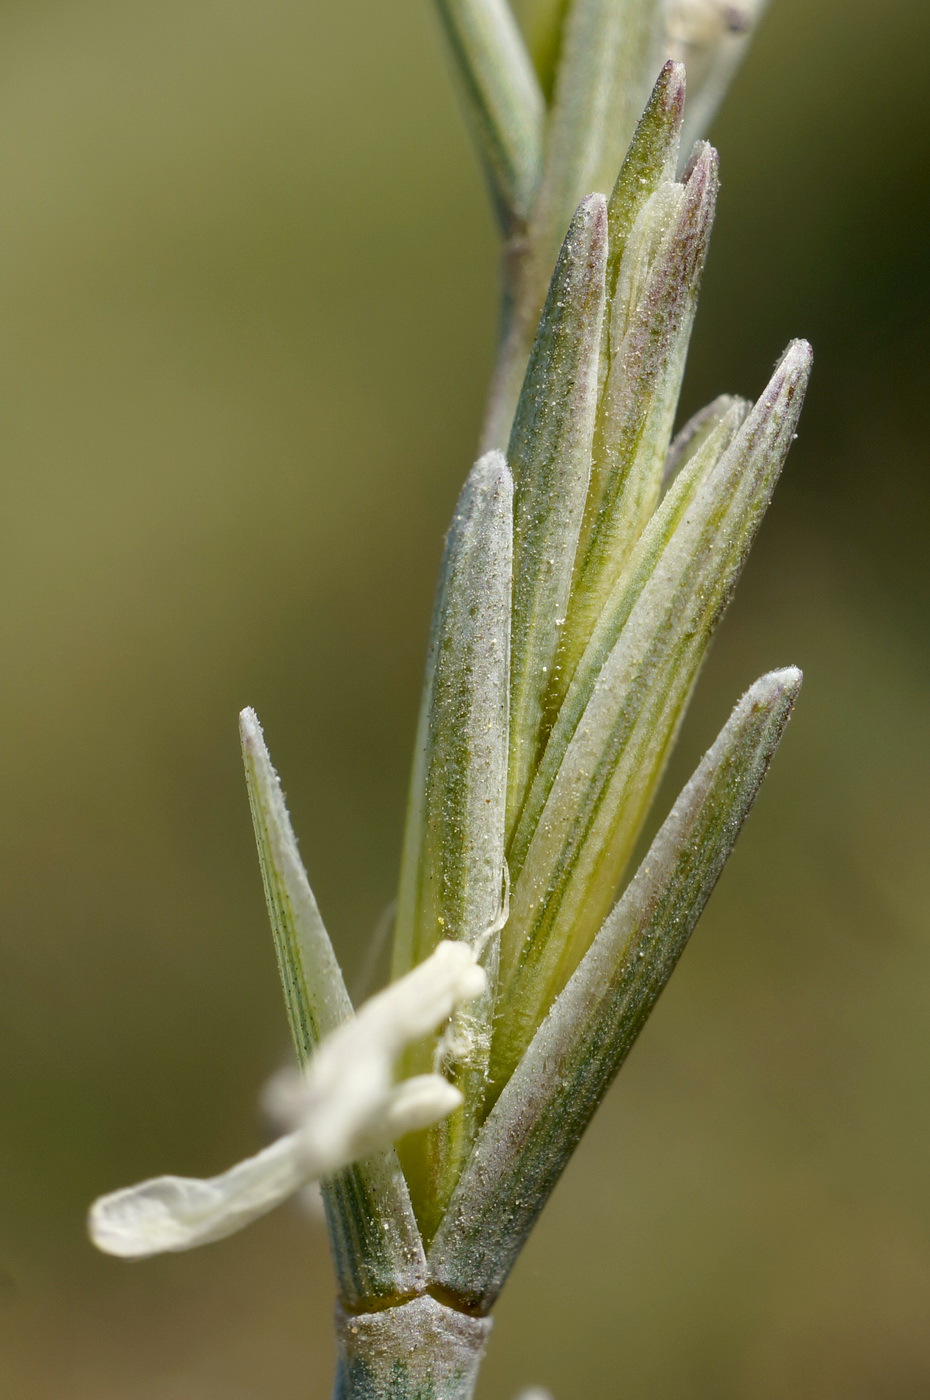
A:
[
  {"left": 392, "top": 451, "right": 512, "bottom": 1236},
  {"left": 506, "top": 193, "right": 608, "bottom": 839},
  {"left": 480, "top": 1, "right": 667, "bottom": 453},
  {"left": 430, "top": 667, "right": 802, "bottom": 1309},
  {"left": 475, "top": 0, "right": 771, "bottom": 452},
  {"left": 89, "top": 941, "right": 485, "bottom": 1260}
]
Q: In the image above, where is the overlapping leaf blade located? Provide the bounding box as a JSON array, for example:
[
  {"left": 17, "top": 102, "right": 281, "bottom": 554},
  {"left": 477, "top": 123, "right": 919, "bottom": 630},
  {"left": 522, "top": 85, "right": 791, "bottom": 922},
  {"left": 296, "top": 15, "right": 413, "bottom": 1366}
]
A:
[
  {"left": 506, "top": 192, "right": 607, "bottom": 839},
  {"left": 494, "top": 340, "right": 811, "bottom": 1087},
  {"left": 241, "top": 714, "right": 428, "bottom": 1306},
  {"left": 554, "top": 142, "right": 720, "bottom": 703},
  {"left": 662, "top": 392, "right": 750, "bottom": 490},
  {"left": 603, "top": 60, "right": 686, "bottom": 300},
  {"left": 429, "top": 665, "right": 802, "bottom": 1311},
  {"left": 531, "top": 0, "right": 664, "bottom": 273},
  {"left": 392, "top": 451, "right": 513, "bottom": 1236}
]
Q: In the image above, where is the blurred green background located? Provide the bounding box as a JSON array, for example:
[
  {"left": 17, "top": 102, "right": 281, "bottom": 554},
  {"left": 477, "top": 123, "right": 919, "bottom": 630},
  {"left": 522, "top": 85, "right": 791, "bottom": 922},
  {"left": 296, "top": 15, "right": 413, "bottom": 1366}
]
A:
[{"left": 1, "top": 0, "right": 928, "bottom": 1395}]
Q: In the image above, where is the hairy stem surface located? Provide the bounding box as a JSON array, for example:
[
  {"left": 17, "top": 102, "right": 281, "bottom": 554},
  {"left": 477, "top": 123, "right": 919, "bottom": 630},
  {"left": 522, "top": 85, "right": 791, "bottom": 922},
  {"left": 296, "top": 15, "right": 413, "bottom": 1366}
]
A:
[{"left": 333, "top": 1295, "right": 492, "bottom": 1400}]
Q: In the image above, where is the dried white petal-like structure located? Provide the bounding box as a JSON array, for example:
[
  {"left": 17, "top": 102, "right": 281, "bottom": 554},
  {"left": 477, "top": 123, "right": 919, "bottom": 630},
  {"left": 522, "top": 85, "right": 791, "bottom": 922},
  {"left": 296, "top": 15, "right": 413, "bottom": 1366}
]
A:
[{"left": 88, "top": 941, "right": 485, "bottom": 1258}]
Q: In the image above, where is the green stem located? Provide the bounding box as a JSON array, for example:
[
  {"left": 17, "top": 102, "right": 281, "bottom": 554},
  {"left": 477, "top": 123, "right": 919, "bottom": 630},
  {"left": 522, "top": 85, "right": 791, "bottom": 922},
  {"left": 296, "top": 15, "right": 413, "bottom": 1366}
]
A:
[
  {"left": 333, "top": 1296, "right": 492, "bottom": 1400},
  {"left": 480, "top": 233, "right": 547, "bottom": 453}
]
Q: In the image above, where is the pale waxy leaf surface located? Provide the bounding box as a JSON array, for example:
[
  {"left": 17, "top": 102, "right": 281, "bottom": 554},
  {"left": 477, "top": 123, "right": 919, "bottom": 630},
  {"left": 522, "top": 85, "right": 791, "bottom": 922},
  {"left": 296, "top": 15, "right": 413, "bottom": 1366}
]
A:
[
  {"left": 603, "top": 60, "right": 685, "bottom": 304},
  {"left": 501, "top": 392, "right": 745, "bottom": 973},
  {"left": 434, "top": 0, "right": 546, "bottom": 229},
  {"left": 494, "top": 341, "right": 812, "bottom": 1086},
  {"left": 429, "top": 666, "right": 802, "bottom": 1311},
  {"left": 555, "top": 142, "right": 720, "bottom": 705},
  {"left": 662, "top": 391, "right": 749, "bottom": 489},
  {"left": 506, "top": 192, "right": 607, "bottom": 840},
  {"left": 241, "top": 708, "right": 353, "bottom": 1058},
  {"left": 240, "top": 712, "right": 429, "bottom": 1306},
  {"left": 392, "top": 451, "right": 513, "bottom": 1237},
  {"left": 531, "top": 0, "right": 663, "bottom": 273}
]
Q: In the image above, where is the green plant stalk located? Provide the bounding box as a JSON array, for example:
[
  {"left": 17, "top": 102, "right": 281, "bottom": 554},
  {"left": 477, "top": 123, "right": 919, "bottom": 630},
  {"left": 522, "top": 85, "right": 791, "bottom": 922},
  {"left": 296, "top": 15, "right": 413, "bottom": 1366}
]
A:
[{"left": 333, "top": 1297, "right": 492, "bottom": 1400}]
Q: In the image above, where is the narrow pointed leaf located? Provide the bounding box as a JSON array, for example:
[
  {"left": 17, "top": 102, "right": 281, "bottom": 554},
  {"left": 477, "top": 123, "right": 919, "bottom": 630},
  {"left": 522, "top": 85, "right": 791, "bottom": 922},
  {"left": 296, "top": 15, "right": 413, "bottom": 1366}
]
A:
[
  {"left": 240, "top": 713, "right": 428, "bottom": 1306},
  {"left": 241, "top": 709, "right": 353, "bottom": 1060},
  {"left": 506, "top": 193, "right": 607, "bottom": 839},
  {"left": 429, "top": 666, "right": 802, "bottom": 1311},
  {"left": 477, "top": 57, "right": 682, "bottom": 458},
  {"left": 604, "top": 60, "right": 686, "bottom": 299},
  {"left": 507, "top": 392, "right": 748, "bottom": 888},
  {"left": 435, "top": 0, "right": 546, "bottom": 229},
  {"left": 393, "top": 452, "right": 514, "bottom": 974},
  {"left": 495, "top": 341, "right": 811, "bottom": 1086},
  {"left": 392, "top": 451, "right": 513, "bottom": 1235},
  {"left": 554, "top": 143, "right": 720, "bottom": 705},
  {"left": 501, "top": 390, "right": 744, "bottom": 956},
  {"left": 531, "top": 0, "right": 663, "bottom": 273}
]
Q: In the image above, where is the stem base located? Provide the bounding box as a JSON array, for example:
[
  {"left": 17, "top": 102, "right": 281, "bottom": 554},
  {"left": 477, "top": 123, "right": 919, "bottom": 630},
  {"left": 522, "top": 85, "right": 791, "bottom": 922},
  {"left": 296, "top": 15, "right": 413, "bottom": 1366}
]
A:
[{"left": 334, "top": 1295, "right": 492, "bottom": 1400}]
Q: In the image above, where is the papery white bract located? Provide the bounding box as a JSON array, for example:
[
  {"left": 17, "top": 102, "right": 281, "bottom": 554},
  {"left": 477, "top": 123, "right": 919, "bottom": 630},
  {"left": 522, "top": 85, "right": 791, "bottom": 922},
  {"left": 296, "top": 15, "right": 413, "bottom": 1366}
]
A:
[{"left": 88, "top": 941, "right": 485, "bottom": 1259}]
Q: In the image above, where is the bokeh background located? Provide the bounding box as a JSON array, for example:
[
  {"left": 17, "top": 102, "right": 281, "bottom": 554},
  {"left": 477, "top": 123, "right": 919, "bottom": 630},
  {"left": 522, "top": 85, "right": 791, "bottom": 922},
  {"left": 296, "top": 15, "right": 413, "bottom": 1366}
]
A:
[{"left": 1, "top": 0, "right": 928, "bottom": 1395}]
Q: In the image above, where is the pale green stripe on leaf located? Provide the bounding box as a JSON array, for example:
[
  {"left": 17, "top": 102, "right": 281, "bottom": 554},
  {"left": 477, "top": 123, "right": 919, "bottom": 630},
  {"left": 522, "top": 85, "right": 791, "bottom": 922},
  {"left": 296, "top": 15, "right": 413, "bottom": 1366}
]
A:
[
  {"left": 494, "top": 341, "right": 811, "bottom": 1087},
  {"left": 662, "top": 392, "right": 749, "bottom": 491},
  {"left": 240, "top": 713, "right": 428, "bottom": 1307},
  {"left": 531, "top": 0, "right": 663, "bottom": 272},
  {"left": 434, "top": 0, "right": 546, "bottom": 229},
  {"left": 391, "top": 451, "right": 513, "bottom": 1236},
  {"left": 506, "top": 192, "right": 607, "bottom": 841},
  {"left": 506, "top": 393, "right": 748, "bottom": 889},
  {"left": 429, "top": 666, "right": 802, "bottom": 1312},
  {"left": 554, "top": 143, "right": 719, "bottom": 708}
]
